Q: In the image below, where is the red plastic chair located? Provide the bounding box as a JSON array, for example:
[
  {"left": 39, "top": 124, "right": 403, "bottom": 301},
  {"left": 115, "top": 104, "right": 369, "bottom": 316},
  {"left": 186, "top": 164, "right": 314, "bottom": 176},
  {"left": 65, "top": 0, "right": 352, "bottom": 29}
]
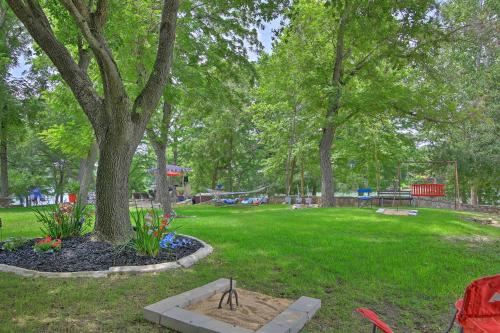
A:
[{"left": 356, "top": 274, "right": 500, "bottom": 333}]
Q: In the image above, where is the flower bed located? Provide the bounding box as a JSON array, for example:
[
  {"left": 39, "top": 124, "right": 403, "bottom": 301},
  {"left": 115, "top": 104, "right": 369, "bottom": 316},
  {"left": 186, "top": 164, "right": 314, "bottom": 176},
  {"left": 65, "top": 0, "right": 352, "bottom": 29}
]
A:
[{"left": 0, "top": 234, "right": 202, "bottom": 272}]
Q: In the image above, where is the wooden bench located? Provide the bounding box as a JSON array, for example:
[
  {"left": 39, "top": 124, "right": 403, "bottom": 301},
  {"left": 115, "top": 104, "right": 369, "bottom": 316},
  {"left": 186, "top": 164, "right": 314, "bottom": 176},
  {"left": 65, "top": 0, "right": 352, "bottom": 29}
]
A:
[{"left": 377, "top": 191, "right": 412, "bottom": 206}]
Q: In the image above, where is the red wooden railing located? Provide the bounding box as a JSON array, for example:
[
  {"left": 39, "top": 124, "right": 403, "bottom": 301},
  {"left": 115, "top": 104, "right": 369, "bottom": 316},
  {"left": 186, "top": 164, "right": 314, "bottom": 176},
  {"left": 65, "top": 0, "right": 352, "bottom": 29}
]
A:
[{"left": 411, "top": 184, "right": 445, "bottom": 197}]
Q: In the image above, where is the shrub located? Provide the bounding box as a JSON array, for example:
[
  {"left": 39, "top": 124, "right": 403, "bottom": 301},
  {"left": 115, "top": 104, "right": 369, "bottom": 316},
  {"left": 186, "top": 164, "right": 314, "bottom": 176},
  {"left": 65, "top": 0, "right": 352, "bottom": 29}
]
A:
[
  {"left": 33, "top": 236, "right": 61, "bottom": 253},
  {"left": 33, "top": 203, "right": 93, "bottom": 239},
  {"left": 2, "top": 237, "right": 27, "bottom": 251},
  {"left": 131, "top": 209, "right": 176, "bottom": 256}
]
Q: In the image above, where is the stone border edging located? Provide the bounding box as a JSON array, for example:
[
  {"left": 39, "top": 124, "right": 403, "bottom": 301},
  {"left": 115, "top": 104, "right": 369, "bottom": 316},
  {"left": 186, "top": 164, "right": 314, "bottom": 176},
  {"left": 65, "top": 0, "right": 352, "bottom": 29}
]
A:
[
  {"left": 0, "top": 235, "right": 212, "bottom": 278},
  {"left": 144, "top": 278, "right": 321, "bottom": 333}
]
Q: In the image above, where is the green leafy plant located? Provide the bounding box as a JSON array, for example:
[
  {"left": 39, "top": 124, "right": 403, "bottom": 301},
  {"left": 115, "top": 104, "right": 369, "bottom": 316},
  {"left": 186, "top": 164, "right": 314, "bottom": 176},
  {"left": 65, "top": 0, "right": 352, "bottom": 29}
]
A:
[
  {"left": 33, "top": 236, "right": 61, "bottom": 253},
  {"left": 33, "top": 203, "right": 93, "bottom": 239},
  {"left": 131, "top": 208, "right": 176, "bottom": 256},
  {"left": 2, "top": 237, "right": 27, "bottom": 251},
  {"left": 66, "top": 180, "right": 80, "bottom": 194}
]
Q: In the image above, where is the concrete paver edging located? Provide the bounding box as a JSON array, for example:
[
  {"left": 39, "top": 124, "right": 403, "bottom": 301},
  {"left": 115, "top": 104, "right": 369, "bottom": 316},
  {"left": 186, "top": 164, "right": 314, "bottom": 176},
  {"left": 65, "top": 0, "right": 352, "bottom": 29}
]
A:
[{"left": 144, "top": 278, "right": 321, "bottom": 333}]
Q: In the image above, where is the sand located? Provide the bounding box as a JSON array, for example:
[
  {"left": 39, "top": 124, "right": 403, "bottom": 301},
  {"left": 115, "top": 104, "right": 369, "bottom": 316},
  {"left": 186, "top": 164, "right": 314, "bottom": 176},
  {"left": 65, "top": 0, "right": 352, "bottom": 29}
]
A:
[
  {"left": 378, "top": 209, "right": 418, "bottom": 216},
  {"left": 184, "top": 288, "right": 293, "bottom": 331}
]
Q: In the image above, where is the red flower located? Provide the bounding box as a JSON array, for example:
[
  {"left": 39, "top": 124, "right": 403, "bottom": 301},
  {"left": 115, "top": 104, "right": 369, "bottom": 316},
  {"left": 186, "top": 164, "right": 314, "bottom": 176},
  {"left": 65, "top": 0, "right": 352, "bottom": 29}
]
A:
[
  {"left": 36, "top": 236, "right": 53, "bottom": 245},
  {"left": 153, "top": 231, "right": 158, "bottom": 237}
]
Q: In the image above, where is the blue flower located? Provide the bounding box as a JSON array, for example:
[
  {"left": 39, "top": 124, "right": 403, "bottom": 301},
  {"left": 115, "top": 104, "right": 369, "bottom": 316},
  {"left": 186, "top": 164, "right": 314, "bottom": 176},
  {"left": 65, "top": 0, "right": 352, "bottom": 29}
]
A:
[
  {"left": 159, "top": 232, "right": 176, "bottom": 249},
  {"left": 159, "top": 232, "right": 192, "bottom": 249}
]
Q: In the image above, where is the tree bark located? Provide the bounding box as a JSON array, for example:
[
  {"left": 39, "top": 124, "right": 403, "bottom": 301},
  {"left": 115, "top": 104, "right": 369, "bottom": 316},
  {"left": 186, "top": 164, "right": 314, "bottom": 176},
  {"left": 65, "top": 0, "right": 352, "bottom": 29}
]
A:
[
  {"left": 77, "top": 142, "right": 98, "bottom": 205},
  {"left": 287, "top": 156, "right": 296, "bottom": 196},
  {"left": 375, "top": 150, "right": 381, "bottom": 193},
  {"left": 319, "top": 126, "right": 336, "bottom": 207},
  {"left": 285, "top": 104, "right": 298, "bottom": 195},
  {"left": 470, "top": 183, "right": 479, "bottom": 206},
  {"left": 152, "top": 142, "right": 171, "bottom": 215},
  {"left": 300, "top": 160, "right": 305, "bottom": 197},
  {"left": 147, "top": 100, "right": 173, "bottom": 215},
  {"left": 211, "top": 166, "right": 218, "bottom": 190},
  {"left": 0, "top": 115, "right": 8, "bottom": 197},
  {"left": 94, "top": 136, "right": 135, "bottom": 243}
]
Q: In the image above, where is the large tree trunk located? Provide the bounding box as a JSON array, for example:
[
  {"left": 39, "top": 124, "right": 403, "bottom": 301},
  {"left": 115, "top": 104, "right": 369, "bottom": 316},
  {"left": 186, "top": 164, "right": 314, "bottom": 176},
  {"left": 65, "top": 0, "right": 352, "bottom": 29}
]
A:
[
  {"left": 148, "top": 100, "right": 173, "bottom": 215},
  {"left": 94, "top": 137, "right": 135, "bottom": 243},
  {"left": 77, "top": 142, "right": 98, "bottom": 205},
  {"left": 0, "top": 117, "right": 8, "bottom": 198},
  {"left": 211, "top": 166, "right": 218, "bottom": 190},
  {"left": 285, "top": 104, "right": 299, "bottom": 195},
  {"left": 470, "top": 183, "right": 479, "bottom": 206},
  {"left": 152, "top": 142, "right": 171, "bottom": 215},
  {"left": 300, "top": 160, "right": 305, "bottom": 196},
  {"left": 287, "top": 156, "right": 296, "bottom": 196},
  {"left": 319, "top": 126, "right": 336, "bottom": 207},
  {"left": 375, "top": 151, "right": 381, "bottom": 193}
]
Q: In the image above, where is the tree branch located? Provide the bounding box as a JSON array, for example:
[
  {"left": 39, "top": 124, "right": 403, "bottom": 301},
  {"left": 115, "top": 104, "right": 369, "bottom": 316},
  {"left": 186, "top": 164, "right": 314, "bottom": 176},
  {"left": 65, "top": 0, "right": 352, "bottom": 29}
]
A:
[
  {"left": 77, "top": 35, "right": 92, "bottom": 72},
  {"left": 6, "top": 0, "right": 101, "bottom": 128},
  {"left": 59, "top": 0, "right": 127, "bottom": 106},
  {"left": 324, "top": 6, "right": 348, "bottom": 127},
  {"left": 147, "top": 99, "right": 172, "bottom": 148},
  {"left": 133, "top": 0, "right": 179, "bottom": 128},
  {"left": 93, "top": 0, "right": 108, "bottom": 31}
]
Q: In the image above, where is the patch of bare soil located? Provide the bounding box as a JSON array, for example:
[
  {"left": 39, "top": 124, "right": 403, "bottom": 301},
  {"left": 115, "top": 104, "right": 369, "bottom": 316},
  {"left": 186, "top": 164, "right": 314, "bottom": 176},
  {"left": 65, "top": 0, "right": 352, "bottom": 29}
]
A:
[
  {"left": 185, "top": 288, "right": 292, "bottom": 331},
  {"left": 463, "top": 216, "right": 500, "bottom": 228},
  {"left": 382, "top": 209, "right": 417, "bottom": 216},
  {"left": 443, "top": 235, "right": 497, "bottom": 244}
]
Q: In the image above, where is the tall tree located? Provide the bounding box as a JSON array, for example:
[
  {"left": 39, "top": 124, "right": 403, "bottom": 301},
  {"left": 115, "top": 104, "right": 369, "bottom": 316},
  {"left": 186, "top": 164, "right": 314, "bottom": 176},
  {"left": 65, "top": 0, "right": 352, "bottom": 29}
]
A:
[
  {"left": 0, "top": 2, "right": 30, "bottom": 202},
  {"left": 267, "top": 1, "right": 443, "bottom": 206},
  {"left": 7, "top": 0, "right": 180, "bottom": 242},
  {"left": 428, "top": 0, "right": 499, "bottom": 205}
]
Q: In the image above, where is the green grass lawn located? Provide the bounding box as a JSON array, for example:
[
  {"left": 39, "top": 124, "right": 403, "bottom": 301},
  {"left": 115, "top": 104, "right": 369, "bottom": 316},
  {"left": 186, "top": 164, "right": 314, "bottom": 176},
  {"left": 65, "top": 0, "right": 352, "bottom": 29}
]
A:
[{"left": 0, "top": 205, "right": 499, "bottom": 332}]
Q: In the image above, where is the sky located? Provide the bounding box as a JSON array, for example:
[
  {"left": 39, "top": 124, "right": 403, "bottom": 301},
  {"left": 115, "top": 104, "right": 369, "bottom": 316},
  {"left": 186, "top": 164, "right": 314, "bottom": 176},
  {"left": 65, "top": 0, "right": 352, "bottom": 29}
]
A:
[
  {"left": 9, "top": 19, "right": 281, "bottom": 79},
  {"left": 259, "top": 18, "right": 281, "bottom": 54}
]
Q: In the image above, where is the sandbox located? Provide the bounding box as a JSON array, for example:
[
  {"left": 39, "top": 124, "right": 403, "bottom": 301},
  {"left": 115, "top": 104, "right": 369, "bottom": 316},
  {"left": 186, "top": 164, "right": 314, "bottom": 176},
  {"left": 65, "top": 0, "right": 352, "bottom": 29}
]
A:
[{"left": 144, "top": 278, "right": 321, "bottom": 333}]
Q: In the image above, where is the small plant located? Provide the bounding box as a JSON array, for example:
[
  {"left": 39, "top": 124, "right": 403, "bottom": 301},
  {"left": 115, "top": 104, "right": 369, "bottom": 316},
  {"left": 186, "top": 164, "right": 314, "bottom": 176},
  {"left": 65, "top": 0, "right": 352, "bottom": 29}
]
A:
[
  {"left": 131, "top": 208, "right": 176, "bottom": 256},
  {"left": 2, "top": 237, "right": 27, "bottom": 251},
  {"left": 33, "top": 236, "right": 61, "bottom": 253},
  {"left": 33, "top": 203, "right": 93, "bottom": 239}
]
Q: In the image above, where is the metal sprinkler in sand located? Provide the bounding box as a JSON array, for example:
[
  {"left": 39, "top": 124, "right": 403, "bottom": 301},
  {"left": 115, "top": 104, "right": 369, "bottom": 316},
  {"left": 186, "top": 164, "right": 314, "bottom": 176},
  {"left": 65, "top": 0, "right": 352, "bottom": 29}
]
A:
[{"left": 218, "top": 277, "right": 239, "bottom": 311}]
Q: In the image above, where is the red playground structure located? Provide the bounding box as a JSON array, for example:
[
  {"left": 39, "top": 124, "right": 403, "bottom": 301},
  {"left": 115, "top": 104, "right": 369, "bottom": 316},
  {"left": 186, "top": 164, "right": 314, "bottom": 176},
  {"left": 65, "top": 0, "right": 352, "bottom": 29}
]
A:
[{"left": 411, "top": 183, "right": 445, "bottom": 197}]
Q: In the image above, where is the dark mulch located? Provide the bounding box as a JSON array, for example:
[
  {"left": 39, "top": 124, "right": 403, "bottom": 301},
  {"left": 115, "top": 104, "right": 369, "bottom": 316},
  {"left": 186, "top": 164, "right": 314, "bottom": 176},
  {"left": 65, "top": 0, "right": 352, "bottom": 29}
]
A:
[{"left": 0, "top": 234, "right": 203, "bottom": 272}]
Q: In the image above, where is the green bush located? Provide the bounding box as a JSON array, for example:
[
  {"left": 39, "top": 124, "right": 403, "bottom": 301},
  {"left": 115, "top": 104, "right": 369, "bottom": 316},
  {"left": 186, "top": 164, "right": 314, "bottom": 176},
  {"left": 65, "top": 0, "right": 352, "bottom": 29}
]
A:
[
  {"left": 33, "top": 203, "right": 93, "bottom": 239},
  {"left": 2, "top": 237, "right": 27, "bottom": 251}
]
